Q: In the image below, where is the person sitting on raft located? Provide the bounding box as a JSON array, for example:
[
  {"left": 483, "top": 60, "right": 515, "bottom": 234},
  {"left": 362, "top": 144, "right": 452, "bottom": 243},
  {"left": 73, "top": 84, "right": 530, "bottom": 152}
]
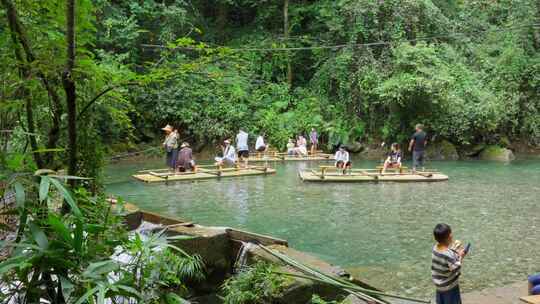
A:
[
  {"left": 294, "top": 135, "right": 308, "bottom": 156},
  {"left": 215, "top": 139, "right": 236, "bottom": 166},
  {"left": 382, "top": 143, "right": 402, "bottom": 174},
  {"left": 255, "top": 134, "right": 268, "bottom": 155},
  {"left": 287, "top": 139, "right": 296, "bottom": 156},
  {"left": 335, "top": 145, "right": 351, "bottom": 174},
  {"left": 176, "top": 142, "right": 195, "bottom": 172}
]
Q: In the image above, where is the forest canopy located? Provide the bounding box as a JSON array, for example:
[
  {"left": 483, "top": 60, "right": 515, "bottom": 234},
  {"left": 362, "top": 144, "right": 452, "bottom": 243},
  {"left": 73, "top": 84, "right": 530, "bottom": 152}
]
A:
[{"left": 1, "top": 0, "right": 540, "bottom": 177}]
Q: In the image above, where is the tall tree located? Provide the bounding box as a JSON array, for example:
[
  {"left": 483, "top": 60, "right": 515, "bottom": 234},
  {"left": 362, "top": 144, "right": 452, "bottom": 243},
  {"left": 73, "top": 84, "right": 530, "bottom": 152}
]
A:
[
  {"left": 1, "top": 0, "right": 63, "bottom": 167},
  {"left": 63, "top": 0, "right": 77, "bottom": 184},
  {"left": 284, "top": 0, "right": 292, "bottom": 87}
]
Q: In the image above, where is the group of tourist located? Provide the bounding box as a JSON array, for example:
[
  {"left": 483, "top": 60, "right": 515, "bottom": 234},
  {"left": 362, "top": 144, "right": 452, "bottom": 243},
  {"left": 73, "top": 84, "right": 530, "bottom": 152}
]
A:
[
  {"left": 162, "top": 125, "right": 195, "bottom": 172},
  {"left": 162, "top": 123, "right": 428, "bottom": 173},
  {"left": 285, "top": 128, "right": 319, "bottom": 157}
]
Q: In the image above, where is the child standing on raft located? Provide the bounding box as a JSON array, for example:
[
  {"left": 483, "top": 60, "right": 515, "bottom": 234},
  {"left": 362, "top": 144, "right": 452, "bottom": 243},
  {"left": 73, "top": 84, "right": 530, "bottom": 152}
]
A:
[{"left": 432, "top": 223, "right": 468, "bottom": 304}]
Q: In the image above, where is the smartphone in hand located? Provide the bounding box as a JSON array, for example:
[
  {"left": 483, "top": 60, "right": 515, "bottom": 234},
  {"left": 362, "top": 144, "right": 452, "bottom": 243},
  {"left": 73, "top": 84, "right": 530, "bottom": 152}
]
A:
[{"left": 464, "top": 243, "right": 471, "bottom": 255}]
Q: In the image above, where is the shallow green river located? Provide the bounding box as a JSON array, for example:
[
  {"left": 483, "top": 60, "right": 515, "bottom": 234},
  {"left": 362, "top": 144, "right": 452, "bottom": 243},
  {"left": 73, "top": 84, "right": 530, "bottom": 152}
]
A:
[{"left": 105, "top": 158, "right": 540, "bottom": 297}]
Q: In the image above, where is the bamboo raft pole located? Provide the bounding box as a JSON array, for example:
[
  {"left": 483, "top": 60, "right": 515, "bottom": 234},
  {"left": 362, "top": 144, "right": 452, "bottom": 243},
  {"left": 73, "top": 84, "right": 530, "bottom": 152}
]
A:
[{"left": 258, "top": 244, "right": 430, "bottom": 304}]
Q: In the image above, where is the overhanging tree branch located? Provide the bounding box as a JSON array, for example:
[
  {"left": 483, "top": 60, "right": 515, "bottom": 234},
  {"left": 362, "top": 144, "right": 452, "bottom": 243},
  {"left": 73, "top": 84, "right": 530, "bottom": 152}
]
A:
[{"left": 77, "top": 81, "right": 140, "bottom": 118}]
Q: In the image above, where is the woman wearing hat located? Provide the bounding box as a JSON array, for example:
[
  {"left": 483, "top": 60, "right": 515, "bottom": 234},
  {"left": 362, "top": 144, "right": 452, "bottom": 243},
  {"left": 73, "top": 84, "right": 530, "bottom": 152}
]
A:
[
  {"left": 162, "top": 125, "right": 179, "bottom": 169},
  {"left": 176, "top": 142, "right": 195, "bottom": 172}
]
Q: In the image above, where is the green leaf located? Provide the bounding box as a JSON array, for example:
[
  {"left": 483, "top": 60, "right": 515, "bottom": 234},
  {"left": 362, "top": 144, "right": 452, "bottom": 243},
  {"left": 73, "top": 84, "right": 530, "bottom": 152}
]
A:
[
  {"left": 166, "top": 293, "right": 190, "bottom": 304},
  {"left": 48, "top": 175, "right": 92, "bottom": 180},
  {"left": 31, "top": 148, "right": 65, "bottom": 154},
  {"left": 116, "top": 284, "right": 142, "bottom": 298},
  {"left": 48, "top": 177, "right": 82, "bottom": 217},
  {"left": 73, "top": 219, "right": 83, "bottom": 253},
  {"left": 97, "top": 285, "right": 106, "bottom": 304},
  {"left": 48, "top": 214, "right": 73, "bottom": 246},
  {"left": 59, "top": 275, "right": 75, "bottom": 301},
  {"left": 14, "top": 182, "right": 25, "bottom": 209},
  {"left": 82, "top": 260, "right": 119, "bottom": 279},
  {"left": 39, "top": 176, "right": 51, "bottom": 202},
  {"left": 29, "top": 222, "right": 48, "bottom": 250},
  {"left": 0, "top": 254, "right": 28, "bottom": 276},
  {"left": 74, "top": 286, "right": 100, "bottom": 304}
]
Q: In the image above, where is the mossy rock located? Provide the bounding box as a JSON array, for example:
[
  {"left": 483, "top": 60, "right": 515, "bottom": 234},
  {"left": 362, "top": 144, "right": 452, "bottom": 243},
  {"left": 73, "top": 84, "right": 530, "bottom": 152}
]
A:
[
  {"left": 346, "top": 142, "right": 364, "bottom": 153},
  {"left": 479, "top": 145, "right": 515, "bottom": 162},
  {"left": 426, "top": 140, "right": 458, "bottom": 160}
]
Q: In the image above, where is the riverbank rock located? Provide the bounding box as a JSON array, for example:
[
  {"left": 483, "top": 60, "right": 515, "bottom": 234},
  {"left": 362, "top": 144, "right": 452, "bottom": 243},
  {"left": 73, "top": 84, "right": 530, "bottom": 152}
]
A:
[
  {"left": 358, "top": 146, "right": 386, "bottom": 160},
  {"left": 479, "top": 146, "right": 515, "bottom": 162},
  {"left": 426, "top": 140, "right": 459, "bottom": 160},
  {"left": 346, "top": 142, "right": 364, "bottom": 153},
  {"left": 342, "top": 294, "right": 370, "bottom": 304}
]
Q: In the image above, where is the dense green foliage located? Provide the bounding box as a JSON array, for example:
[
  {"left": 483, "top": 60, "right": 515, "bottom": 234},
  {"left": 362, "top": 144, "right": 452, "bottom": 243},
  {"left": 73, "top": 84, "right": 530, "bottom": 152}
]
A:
[
  {"left": 1, "top": 0, "right": 539, "bottom": 175},
  {"left": 92, "top": 0, "right": 540, "bottom": 149},
  {"left": 0, "top": 172, "right": 204, "bottom": 303},
  {"left": 221, "top": 261, "right": 287, "bottom": 304}
]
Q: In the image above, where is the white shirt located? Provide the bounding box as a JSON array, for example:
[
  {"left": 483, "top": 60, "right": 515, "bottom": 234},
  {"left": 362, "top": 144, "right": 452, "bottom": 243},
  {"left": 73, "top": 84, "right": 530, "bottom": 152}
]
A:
[
  {"left": 255, "top": 136, "right": 265, "bottom": 150},
  {"left": 335, "top": 150, "right": 349, "bottom": 163},
  {"left": 236, "top": 131, "right": 249, "bottom": 151},
  {"left": 224, "top": 145, "right": 236, "bottom": 160}
]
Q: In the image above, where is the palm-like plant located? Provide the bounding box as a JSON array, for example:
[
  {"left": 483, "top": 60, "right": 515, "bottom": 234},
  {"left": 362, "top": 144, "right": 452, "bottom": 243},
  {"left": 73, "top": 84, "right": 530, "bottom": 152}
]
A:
[{"left": 0, "top": 173, "right": 204, "bottom": 304}]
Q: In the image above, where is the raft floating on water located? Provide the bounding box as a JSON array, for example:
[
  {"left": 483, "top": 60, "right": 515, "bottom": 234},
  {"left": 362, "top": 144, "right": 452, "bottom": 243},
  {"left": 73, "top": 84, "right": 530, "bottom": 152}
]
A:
[
  {"left": 133, "top": 165, "right": 276, "bottom": 183},
  {"left": 249, "top": 153, "right": 334, "bottom": 162},
  {"left": 299, "top": 168, "right": 448, "bottom": 183}
]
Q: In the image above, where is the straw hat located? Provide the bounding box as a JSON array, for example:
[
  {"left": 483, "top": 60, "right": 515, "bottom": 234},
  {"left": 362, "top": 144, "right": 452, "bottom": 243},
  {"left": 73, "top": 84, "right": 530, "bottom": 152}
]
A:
[
  {"left": 161, "top": 124, "right": 173, "bottom": 132},
  {"left": 181, "top": 142, "right": 190, "bottom": 148}
]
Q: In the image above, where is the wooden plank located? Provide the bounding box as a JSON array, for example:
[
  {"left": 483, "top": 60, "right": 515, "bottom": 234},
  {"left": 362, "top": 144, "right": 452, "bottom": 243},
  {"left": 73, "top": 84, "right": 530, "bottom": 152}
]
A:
[
  {"left": 520, "top": 296, "right": 540, "bottom": 304},
  {"left": 133, "top": 168, "right": 277, "bottom": 183},
  {"left": 227, "top": 228, "right": 288, "bottom": 246},
  {"left": 299, "top": 170, "right": 448, "bottom": 183}
]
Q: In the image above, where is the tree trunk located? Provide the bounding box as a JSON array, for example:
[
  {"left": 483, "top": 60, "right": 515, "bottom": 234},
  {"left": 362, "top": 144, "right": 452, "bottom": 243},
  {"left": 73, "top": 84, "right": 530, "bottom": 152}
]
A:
[
  {"left": 534, "top": 1, "right": 540, "bottom": 50},
  {"left": 5, "top": 15, "right": 44, "bottom": 168},
  {"left": 1, "top": 0, "right": 63, "bottom": 168},
  {"left": 63, "top": 0, "right": 77, "bottom": 186},
  {"left": 216, "top": 1, "right": 228, "bottom": 43},
  {"left": 284, "top": 0, "right": 293, "bottom": 87}
]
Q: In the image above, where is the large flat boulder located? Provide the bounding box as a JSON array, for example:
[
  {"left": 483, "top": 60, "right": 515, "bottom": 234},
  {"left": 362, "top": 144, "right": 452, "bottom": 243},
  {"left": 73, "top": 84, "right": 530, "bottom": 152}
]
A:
[
  {"left": 479, "top": 145, "right": 515, "bottom": 162},
  {"left": 426, "top": 140, "right": 459, "bottom": 160}
]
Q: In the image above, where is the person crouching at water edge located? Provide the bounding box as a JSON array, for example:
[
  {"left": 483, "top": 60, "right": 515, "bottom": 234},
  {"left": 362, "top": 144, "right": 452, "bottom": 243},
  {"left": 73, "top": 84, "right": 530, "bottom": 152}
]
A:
[
  {"left": 382, "top": 143, "right": 402, "bottom": 174},
  {"left": 236, "top": 129, "right": 249, "bottom": 168},
  {"left": 215, "top": 139, "right": 236, "bottom": 167},
  {"left": 432, "top": 223, "right": 468, "bottom": 304},
  {"left": 176, "top": 142, "right": 196, "bottom": 173},
  {"left": 334, "top": 146, "right": 351, "bottom": 174},
  {"left": 162, "top": 124, "right": 179, "bottom": 170}
]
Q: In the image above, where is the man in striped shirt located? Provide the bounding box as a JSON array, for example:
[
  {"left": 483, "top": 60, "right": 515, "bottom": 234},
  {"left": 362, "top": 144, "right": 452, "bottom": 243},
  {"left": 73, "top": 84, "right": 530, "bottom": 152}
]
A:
[{"left": 432, "top": 223, "right": 468, "bottom": 304}]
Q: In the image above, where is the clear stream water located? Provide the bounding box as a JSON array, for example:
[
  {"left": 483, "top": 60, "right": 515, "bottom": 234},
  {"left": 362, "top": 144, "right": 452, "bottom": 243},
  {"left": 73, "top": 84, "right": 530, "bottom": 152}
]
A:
[{"left": 105, "top": 157, "right": 540, "bottom": 298}]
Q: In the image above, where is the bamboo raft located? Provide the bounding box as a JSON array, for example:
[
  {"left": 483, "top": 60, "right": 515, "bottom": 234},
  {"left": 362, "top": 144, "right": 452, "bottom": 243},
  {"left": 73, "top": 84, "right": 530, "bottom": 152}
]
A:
[
  {"left": 299, "top": 167, "right": 448, "bottom": 183},
  {"left": 133, "top": 165, "right": 276, "bottom": 183},
  {"left": 249, "top": 150, "right": 334, "bottom": 162}
]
